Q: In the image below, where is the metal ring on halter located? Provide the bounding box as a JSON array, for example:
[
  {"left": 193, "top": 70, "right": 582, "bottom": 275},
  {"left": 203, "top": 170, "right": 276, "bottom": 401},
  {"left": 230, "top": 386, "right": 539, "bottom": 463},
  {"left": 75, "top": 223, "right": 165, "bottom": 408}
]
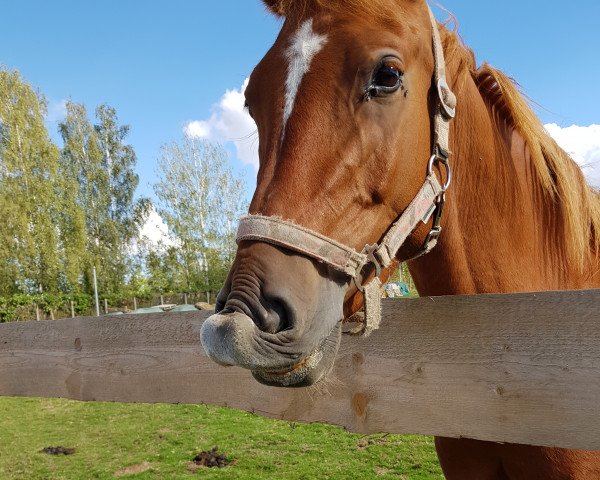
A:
[
  {"left": 353, "top": 244, "right": 384, "bottom": 293},
  {"left": 427, "top": 154, "right": 452, "bottom": 192}
]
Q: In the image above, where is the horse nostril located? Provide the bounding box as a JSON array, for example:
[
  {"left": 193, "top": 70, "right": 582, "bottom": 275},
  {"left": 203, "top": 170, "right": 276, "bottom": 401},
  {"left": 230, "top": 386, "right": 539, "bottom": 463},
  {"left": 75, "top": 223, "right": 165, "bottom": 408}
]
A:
[
  {"left": 259, "top": 297, "right": 289, "bottom": 334},
  {"left": 223, "top": 291, "right": 291, "bottom": 335}
]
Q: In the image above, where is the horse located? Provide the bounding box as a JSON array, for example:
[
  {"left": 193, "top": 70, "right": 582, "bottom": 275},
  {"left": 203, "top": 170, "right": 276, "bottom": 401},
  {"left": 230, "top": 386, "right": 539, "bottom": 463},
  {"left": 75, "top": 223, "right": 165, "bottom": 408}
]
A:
[{"left": 200, "top": 0, "right": 600, "bottom": 478}]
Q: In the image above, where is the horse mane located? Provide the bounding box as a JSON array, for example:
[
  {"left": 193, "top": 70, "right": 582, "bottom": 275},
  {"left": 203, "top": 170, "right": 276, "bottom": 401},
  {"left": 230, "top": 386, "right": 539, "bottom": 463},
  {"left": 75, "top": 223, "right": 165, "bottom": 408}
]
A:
[{"left": 441, "top": 26, "right": 600, "bottom": 271}]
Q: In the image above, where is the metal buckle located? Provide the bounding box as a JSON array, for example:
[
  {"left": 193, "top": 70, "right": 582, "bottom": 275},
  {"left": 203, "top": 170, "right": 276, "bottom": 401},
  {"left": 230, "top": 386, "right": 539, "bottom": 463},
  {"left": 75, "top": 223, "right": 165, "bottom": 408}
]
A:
[
  {"left": 419, "top": 155, "right": 448, "bottom": 258},
  {"left": 424, "top": 225, "right": 442, "bottom": 245},
  {"left": 353, "top": 244, "right": 383, "bottom": 292}
]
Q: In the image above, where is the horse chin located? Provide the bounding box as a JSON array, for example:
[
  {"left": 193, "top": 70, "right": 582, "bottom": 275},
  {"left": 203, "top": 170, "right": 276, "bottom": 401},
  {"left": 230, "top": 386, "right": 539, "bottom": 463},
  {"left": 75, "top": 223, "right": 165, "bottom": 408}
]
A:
[{"left": 251, "top": 323, "right": 342, "bottom": 388}]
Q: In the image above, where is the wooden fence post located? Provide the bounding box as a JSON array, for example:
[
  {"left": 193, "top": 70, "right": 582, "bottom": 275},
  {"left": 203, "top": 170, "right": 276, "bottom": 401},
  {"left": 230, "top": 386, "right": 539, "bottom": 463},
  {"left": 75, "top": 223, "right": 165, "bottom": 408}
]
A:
[
  {"left": 35, "top": 304, "right": 40, "bottom": 321},
  {"left": 160, "top": 295, "right": 164, "bottom": 306},
  {"left": 184, "top": 293, "right": 188, "bottom": 305},
  {"left": 104, "top": 299, "right": 108, "bottom": 314},
  {"left": 133, "top": 297, "right": 137, "bottom": 311},
  {"left": 93, "top": 266, "right": 100, "bottom": 317},
  {"left": 70, "top": 301, "right": 75, "bottom": 319}
]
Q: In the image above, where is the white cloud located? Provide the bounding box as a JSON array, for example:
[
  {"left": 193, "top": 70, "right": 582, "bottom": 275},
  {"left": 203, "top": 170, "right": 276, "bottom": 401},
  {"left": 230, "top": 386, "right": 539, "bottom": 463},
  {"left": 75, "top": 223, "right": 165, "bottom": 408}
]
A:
[
  {"left": 183, "top": 120, "right": 211, "bottom": 139},
  {"left": 132, "top": 207, "right": 178, "bottom": 254},
  {"left": 545, "top": 123, "right": 600, "bottom": 188},
  {"left": 184, "top": 79, "right": 258, "bottom": 169}
]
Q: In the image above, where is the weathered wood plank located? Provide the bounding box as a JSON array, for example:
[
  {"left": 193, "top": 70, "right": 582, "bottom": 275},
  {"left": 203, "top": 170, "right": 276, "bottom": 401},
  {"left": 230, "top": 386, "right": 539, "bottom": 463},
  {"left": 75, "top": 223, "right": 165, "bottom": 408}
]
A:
[{"left": 1, "top": 289, "right": 600, "bottom": 450}]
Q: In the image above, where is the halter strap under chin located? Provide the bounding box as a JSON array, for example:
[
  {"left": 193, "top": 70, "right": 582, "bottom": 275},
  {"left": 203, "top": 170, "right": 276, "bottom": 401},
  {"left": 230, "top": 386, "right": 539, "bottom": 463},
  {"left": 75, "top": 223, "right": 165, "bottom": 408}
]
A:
[{"left": 236, "top": 5, "right": 456, "bottom": 335}]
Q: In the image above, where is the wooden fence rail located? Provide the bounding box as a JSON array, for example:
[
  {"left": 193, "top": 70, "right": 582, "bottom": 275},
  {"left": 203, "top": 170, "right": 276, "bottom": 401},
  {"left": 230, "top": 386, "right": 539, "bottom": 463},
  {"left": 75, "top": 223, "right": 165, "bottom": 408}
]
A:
[{"left": 1, "top": 289, "right": 600, "bottom": 451}]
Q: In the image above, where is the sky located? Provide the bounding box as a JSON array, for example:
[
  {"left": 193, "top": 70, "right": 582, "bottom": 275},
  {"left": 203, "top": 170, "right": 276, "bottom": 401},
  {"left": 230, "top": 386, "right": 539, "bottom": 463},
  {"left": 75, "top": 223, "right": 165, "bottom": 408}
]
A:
[{"left": 1, "top": 0, "right": 599, "bottom": 214}]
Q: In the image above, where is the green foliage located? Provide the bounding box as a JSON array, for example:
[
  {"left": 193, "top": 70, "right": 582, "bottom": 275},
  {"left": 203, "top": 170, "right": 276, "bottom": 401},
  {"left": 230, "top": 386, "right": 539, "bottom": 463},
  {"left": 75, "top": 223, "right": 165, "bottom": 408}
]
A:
[
  {"left": 0, "top": 293, "right": 94, "bottom": 322},
  {"left": 0, "top": 397, "right": 443, "bottom": 479},
  {"left": 59, "top": 102, "right": 151, "bottom": 297},
  {"left": 1, "top": 67, "right": 240, "bottom": 301},
  {"left": 0, "top": 295, "right": 27, "bottom": 322},
  {"left": 388, "top": 263, "right": 418, "bottom": 296},
  {"left": 153, "top": 138, "right": 247, "bottom": 295},
  {"left": 67, "top": 293, "right": 93, "bottom": 315},
  {"left": 0, "top": 69, "right": 63, "bottom": 294},
  {"left": 144, "top": 246, "right": 184, "bottom": 294}
]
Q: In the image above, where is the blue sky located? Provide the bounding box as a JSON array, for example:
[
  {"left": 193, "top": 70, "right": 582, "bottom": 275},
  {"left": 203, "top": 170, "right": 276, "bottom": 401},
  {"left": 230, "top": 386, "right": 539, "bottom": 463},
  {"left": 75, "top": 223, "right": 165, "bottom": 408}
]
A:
[{"left": 1, "top": 1, "right": 599, "bottom": 201}]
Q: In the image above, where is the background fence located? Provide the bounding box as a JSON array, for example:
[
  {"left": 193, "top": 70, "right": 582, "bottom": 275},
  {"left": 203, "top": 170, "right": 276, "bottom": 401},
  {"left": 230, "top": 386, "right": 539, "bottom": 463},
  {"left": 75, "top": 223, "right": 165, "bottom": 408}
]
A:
[{"left": 0, "top": 291, "right": 218, "bottom": 322}]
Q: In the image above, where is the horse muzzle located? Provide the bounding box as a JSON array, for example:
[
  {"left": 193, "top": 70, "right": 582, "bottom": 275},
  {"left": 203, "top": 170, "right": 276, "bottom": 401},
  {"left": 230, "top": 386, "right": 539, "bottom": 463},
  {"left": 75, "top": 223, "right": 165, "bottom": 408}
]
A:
[
  {"left": 200, "top": 312, "right": 341, "bottom": 387},
  {"left": 199, "top": 242, "right": 348, "bottom": 387},
  {"left": 200, "top": 310, "right": 341, "bottom": 387},
  {"left": 200, "top": 311, "right": 300, "bottom": 370}
]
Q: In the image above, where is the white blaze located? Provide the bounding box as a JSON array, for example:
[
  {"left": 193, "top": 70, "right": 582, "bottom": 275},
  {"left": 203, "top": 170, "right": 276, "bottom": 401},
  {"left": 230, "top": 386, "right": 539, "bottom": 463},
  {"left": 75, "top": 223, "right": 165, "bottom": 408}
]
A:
[{"left": 283, "top": 19, "right": 327, "bottom": 135}]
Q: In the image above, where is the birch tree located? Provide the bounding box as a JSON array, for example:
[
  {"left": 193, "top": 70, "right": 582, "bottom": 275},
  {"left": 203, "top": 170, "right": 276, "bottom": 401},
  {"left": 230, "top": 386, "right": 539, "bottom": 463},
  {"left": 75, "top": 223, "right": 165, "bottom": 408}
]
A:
[
  {"left": 0, "top": 69, "right": 66, "bottom": 294},
  {"left": 59, "top": 102, "right": 150, "bottom": 295},
  {"left": 153, "top": 138, "right": 247, "bottom": 293}
]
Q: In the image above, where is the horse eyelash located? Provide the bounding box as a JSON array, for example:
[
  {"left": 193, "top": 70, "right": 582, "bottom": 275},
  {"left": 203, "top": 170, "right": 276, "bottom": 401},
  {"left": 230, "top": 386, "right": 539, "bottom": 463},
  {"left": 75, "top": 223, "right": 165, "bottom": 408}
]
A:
[{"left": 362, "top": 79, "right": 404, "bottom": 102}]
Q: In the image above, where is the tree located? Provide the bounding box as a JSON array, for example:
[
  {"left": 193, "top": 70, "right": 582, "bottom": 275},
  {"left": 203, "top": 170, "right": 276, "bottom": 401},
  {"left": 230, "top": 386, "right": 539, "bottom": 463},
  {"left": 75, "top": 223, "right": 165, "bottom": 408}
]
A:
[
  {"left": 153, "top": 138, "right": 247, "bottom": 294},
  {"left": 0, "top": 70, "right": 149, "bottom": 298},
  {"left": 59, "top": 102, "right": 150, "bottom": 295},
  {"left": 145, "top": 246, "right": 185, "bottom": 294},
  {"left": 0, "top": 69, "right": 65, "bottom": 294}
]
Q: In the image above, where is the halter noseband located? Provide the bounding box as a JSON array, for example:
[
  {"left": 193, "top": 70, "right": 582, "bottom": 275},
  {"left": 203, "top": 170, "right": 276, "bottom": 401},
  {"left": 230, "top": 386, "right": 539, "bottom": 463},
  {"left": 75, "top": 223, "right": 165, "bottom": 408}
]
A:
[{"left": 236, "top": 6, "right": 456, "bottom": 335}]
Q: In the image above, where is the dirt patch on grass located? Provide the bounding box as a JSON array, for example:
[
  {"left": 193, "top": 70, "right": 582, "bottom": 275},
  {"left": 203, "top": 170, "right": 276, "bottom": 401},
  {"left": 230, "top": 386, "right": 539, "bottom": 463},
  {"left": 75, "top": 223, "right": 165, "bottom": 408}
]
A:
[
  {"left": 188, "top": 447, "right": 230, "bottom": 470},
  {"left": 374, "top": 467, "right": 391, "bottom": 476},
  {"left": 41, "top": 446, "right": 75, "bottom": 455},
  {"left": 113, "top": 462, "right": 153, "bottom": 477}
]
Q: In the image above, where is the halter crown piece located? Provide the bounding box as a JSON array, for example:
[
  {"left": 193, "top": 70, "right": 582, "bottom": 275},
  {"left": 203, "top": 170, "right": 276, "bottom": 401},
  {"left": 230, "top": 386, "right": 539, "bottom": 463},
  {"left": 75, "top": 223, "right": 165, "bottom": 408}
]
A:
[{"left": 236, "top": 6, "right": 456, "bottom": 335}]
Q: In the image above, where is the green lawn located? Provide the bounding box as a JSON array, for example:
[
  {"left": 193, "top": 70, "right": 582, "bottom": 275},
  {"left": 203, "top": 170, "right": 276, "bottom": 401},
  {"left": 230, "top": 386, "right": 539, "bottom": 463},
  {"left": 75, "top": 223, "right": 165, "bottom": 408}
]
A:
[{"left": 0, "top": 397, "right": 442, "bottom": 479}]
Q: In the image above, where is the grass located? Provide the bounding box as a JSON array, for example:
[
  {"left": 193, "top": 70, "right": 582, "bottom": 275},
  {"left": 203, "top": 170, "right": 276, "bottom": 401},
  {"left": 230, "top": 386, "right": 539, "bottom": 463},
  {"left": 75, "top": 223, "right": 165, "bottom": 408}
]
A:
[{"left": 0, "top": 397, "right": 443, "bottom": 479}]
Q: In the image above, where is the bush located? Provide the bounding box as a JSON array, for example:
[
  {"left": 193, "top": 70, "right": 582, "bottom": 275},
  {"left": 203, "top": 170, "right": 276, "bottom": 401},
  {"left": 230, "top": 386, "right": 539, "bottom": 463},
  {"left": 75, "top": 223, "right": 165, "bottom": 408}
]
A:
[
  {"left": 0, "top": 293, "right": 94, "bottom": 322},
  {"left": 66, "top": 293, "right": 93, "bottom": 315}
]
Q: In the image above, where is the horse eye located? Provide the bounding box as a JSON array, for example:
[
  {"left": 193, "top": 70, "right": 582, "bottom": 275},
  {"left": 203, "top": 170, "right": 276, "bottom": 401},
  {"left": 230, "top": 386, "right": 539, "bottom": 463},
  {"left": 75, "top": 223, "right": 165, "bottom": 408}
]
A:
[
  {"left": 374, "top": 65, "right": 402, "bottom": 90},
  {"left": 365, "top": 61, "right": 403, "bottom": 101},
  {"left": 244, "top": 100, "right": 254, "bottom": 119}
]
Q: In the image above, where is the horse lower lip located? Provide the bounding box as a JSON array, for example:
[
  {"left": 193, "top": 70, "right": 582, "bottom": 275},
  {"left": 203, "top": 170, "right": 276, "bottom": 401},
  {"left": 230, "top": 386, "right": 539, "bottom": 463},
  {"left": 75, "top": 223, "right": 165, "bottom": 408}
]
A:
[
  {"left": 252, "top": 348, "right": 324, "bottom": 385},
  {"left": 258, "top": 353, "right": 314, "bottom": 376}
]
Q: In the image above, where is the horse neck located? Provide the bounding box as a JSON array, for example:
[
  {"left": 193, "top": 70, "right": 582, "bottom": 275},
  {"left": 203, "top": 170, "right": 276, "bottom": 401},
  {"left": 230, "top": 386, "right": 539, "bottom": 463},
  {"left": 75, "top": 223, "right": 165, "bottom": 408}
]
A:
[{"left": 408, "top": 67, "right": 599, "bottom": 296}]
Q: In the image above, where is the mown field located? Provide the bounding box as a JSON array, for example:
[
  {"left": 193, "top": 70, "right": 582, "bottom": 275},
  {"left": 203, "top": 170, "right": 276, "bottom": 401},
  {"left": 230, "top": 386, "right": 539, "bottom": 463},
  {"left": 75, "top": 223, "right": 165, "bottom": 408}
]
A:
[{"left": 0, "top": 397, "right": 443, "bottom": 479}]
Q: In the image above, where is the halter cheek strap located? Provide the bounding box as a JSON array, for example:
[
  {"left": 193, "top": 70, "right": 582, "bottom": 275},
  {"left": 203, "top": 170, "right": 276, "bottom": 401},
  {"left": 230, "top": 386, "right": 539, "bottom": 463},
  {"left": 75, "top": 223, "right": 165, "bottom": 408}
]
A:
[{"left": 236, "top": 6, "right": 456, "bottom": 335}]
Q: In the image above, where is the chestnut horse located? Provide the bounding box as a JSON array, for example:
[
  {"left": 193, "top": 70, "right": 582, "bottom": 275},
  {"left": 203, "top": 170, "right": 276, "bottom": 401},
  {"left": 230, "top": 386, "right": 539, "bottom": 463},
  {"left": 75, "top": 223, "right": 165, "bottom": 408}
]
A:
[{"left": 201, "top": 0, "right": 600, "bottom": 478}]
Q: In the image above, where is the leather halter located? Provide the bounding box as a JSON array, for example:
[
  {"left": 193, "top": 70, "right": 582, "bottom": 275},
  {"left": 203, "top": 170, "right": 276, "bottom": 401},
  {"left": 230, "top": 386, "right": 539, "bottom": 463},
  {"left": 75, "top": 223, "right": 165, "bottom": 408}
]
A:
[{"left": 236, "top": 6, "right": 456, "bottom": 335}]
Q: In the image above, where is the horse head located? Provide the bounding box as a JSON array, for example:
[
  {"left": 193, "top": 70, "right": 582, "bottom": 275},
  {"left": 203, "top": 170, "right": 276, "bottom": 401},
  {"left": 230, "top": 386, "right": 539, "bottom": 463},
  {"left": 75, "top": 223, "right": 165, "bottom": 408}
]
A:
[{"left": 201, "top": 0, "right": 454, "bottom": 387}]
